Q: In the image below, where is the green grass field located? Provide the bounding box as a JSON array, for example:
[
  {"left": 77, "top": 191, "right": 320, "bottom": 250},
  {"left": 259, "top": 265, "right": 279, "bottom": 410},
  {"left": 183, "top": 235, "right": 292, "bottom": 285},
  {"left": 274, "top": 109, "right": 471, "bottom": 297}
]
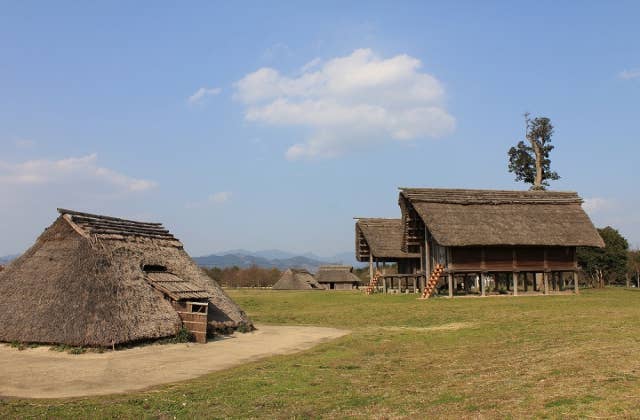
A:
[{"left": 2, "top": 288, "right": 640, "bottom": 418}]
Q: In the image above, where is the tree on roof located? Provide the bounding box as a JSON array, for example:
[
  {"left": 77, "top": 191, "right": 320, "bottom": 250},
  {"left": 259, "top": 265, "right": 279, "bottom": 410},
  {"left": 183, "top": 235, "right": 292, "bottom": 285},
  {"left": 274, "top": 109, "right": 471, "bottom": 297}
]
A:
[{"left": 508, "top": 113, "right": 560, "bottom": 190}]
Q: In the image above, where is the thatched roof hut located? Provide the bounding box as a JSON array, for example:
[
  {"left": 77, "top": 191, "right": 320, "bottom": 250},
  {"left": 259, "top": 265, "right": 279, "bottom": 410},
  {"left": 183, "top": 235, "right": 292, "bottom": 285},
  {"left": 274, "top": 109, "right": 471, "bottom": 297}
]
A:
[
  {"left": 396, "top": 188, "right": 604, "bottom": 297},
  {"left": 0, "top": 209, "right": 251, "bottom": 346},
  {"left": 398, "top": 188, "right": 604, "bottom": 249},
  {"left": 272, "top": 268, "right": 324, "bottom": 290},
  {"left": 356, "top": 218, "right": 421, "bottom": 262},
  {"left": 315, "top": 265, "right": 361, "bottom": 290},
  {"left": 355, "top": 218, "right": 422, "bottom": 278}
]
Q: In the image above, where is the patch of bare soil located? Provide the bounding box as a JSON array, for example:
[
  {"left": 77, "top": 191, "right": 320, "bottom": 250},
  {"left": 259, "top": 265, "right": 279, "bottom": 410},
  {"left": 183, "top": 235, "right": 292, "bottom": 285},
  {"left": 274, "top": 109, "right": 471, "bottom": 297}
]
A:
[{"left": 0, "top": 325, "right": 349, "bottom": 399}]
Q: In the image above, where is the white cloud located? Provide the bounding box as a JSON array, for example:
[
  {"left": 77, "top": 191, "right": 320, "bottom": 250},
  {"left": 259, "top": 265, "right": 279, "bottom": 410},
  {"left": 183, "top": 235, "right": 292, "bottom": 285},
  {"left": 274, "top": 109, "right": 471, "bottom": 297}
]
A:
[
  {"left": 300, "top": 57, "right": 322, "bottom": 73},
  {"left": 185, "top": 191, "right": 232, "bottom": 209},
  {"left": 209, "top": 191, "right": 231, "bottom": 204},
  {"left": 0, "top": 154, "right": 156, "bottom": 192},
  {"left": 618, "top": 69, "right": 640, "bottom": 80},
  {"left": 583, "top": 197, "right": 615, "bottom": 215},
  {"left": 188, "top": 87, "right": 222, "bottom": 104},
  {"left": 234, "top": 48, "right": 455, "bottom": 159}
]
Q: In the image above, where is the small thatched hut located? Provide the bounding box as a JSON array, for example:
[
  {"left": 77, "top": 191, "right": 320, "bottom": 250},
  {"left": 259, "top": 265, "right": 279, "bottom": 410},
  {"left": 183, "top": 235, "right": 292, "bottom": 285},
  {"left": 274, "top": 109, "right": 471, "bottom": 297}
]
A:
[
  {"left": 356, "top": 218, "right": 421, "bottom": 274},
  {"left": 315, "top": 265, "right": 361, "bottom": 290},
  {"left": 272, "top": 268, "right": 324, "bottom": 290},
  {"left": 398, "top": 188, "right": 604, "bottom": 296},
  {"left": 0, "top": 209, "right": 251, "bottom": 346}
]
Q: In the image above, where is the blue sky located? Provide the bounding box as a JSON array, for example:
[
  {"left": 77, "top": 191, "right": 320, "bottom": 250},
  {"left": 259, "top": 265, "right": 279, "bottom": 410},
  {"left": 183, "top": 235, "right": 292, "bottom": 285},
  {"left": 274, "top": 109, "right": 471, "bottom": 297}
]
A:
[{"left": 1, "top": 1, "right": 639, "bottom": 257}]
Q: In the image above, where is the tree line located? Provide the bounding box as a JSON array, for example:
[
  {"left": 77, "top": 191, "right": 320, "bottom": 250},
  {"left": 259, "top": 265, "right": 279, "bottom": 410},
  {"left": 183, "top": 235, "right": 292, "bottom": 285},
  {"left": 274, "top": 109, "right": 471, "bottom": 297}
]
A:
[
  {"left": 203, "top": 265, "right": 282, "bottom": 288},
  {"left": 578, "top": 227, "right": 640, "bottom": 288}
]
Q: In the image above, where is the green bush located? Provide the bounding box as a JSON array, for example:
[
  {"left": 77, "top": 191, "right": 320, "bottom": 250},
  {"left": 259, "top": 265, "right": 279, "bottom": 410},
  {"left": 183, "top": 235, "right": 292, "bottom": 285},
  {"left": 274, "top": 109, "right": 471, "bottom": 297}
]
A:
[{"left": 174, "top": 326, "right": 194, "bottom": 343}]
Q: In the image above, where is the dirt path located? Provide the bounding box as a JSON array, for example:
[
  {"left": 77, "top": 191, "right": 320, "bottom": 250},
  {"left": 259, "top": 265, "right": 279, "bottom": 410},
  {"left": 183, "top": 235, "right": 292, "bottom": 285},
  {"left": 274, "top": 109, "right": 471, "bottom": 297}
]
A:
[{"left": 0, "top": 325, "right": 349, "bottom": 399}]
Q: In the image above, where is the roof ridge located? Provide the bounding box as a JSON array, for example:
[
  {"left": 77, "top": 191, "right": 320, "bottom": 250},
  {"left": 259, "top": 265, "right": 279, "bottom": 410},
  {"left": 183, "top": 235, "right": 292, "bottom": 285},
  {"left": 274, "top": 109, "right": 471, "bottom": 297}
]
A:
[{"left": 58, "top": 208, "right": 164, "bottom": 226}]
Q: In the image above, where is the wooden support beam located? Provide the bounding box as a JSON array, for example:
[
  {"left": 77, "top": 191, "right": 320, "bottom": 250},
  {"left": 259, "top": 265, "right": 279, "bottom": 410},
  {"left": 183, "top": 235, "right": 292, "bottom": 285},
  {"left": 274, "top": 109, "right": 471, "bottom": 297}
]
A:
[
  {"left": 573, "top": 271, "right": 579, "bottom": 294},
  {"left": 513, "top": 272, "right": 518, "bottom": 296},
  {"left": 544, "top": 272, "right": 549, "bottom": 295},
  {"left": 481, "top": 273, "right": 486, "bottom": 296},
  {"left": 369, "top": 254, "right": 373, "bottom": 284},
  {"left": 448, "top": 273, "right": 453, "bottom": 298},
  {"left": 424, "top": 226, "right": 431, "bottom": 277}
]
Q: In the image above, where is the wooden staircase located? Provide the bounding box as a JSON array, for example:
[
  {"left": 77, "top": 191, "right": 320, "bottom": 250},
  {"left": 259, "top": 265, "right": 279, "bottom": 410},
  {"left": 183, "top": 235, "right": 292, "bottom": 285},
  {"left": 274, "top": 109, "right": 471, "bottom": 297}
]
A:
[
  {"left": 365, "top": 271, "right": 383, "bottom": 295},
  {"left": 420, "top": 264, "right": 445, "bottom": 299}
]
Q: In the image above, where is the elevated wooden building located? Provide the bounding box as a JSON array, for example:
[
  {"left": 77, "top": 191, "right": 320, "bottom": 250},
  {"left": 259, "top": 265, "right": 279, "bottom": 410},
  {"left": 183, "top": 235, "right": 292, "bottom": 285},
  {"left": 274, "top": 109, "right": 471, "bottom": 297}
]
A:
[
  {"left": 356, "top": 218, "right": 422, "bottom": 293},
  {"left": 398, "top": 188, "right": 604, "bottom": 297}
]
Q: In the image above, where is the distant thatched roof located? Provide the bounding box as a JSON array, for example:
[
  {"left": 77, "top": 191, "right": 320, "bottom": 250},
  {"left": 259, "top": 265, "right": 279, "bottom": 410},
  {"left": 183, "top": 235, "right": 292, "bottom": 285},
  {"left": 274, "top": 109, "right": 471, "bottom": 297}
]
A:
[
  {"left": 356, "top": 218, "right": 421, "bottom": 261},
  {"left": 272, "top": 268, "right": 324, "bottom": 290},
  {"left": 0, "top": 209, "right": 251, "bottom": 346},
  {"left": 316, "top": 265, "right": 361, "bottom": 284},
  {"left": 399, "top": 188, "right": 604, "bottom": 247}
]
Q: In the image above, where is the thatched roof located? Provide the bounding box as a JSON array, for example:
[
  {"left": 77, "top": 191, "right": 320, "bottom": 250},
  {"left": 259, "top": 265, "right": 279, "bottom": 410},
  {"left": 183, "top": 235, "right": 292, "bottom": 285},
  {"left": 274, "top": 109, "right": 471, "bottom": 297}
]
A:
[
  {"left": 399, "top": 188, "right": 605, "bottom": 247},
  {"left": 272, "top": 268, "right": 324, "bottom": 290},
  {"left": 0, "top": 209, "right": 251, "bottom": 346},
  {"left": 146, "top": 271, "right": 211, "bottom": 301},
  {"left": 316, "top": 265, "right": 361, "bottom": 284},
  {"left": 59, "top": 208, "right": 182, "bottom": 247},
  {"left": 356, "top": 218, "right": 421, "bottom": 261}
]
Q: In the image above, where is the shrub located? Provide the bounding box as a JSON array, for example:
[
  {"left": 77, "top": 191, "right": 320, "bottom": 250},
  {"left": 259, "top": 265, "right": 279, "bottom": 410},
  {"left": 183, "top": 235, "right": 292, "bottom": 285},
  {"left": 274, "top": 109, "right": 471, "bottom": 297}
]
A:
[{"left": 174, "top": 326, "right": 194, "bottom": 343}]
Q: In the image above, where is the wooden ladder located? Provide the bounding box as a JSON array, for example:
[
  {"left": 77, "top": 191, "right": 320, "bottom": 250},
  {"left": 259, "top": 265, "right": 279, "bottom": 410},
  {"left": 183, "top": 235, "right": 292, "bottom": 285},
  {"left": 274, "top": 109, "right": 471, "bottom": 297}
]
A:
[
  {"left": 365, "top": 271, "right": 383, "bottom": 295},
  {"left": 420, "top": 264, "right": 445, "bottom": 299}
]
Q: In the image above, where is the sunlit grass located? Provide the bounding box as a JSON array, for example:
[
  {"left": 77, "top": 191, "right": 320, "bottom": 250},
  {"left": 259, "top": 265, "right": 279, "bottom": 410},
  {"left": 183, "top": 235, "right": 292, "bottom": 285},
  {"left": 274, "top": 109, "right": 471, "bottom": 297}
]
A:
[{"left": 2, "top": 288, "right": 639, "bottom": 418}]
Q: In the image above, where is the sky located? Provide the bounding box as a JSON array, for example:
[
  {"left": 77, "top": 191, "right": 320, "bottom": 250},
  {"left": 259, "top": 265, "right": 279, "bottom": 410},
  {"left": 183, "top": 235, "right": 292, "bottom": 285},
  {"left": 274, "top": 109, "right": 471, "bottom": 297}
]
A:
[{"left": 1, "top": 1, "right": 639, "bottom": 257}]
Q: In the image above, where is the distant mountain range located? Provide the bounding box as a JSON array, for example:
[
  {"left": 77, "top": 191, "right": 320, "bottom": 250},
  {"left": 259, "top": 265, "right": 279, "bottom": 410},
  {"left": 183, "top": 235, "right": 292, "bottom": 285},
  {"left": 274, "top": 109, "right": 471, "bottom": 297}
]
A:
[
  {"left": 194, "top": 249, "right": 362, "bottom": 272},
  {"left": 0, "top": 250, "right": 362, "bottom": 272},
  {"left": 0, "top": 254, "right": 18, "bottom": 265}
]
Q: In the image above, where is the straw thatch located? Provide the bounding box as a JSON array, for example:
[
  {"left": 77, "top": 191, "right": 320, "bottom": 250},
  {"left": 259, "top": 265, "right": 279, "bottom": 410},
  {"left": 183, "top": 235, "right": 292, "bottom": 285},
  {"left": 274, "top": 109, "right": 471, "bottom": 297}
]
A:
[
  {"left": 0, "top": 209, "right": 251, "bottom": 347},
  {"left": 399, "top": 188, "right": 605, "bottom": 247},
  {"left": 315, "top": 265, "right": 361, "bottom": 285},
  {"left": 272, "top": 268, "right": 324, "bottom": 290},
  {"left": 356, "top": 218, "right": 421, "bottom": 261}
]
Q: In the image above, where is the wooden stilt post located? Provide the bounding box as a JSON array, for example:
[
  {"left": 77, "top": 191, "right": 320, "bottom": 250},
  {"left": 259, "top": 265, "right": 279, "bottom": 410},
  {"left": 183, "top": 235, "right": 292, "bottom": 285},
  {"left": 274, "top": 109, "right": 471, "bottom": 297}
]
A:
[
  {"left": 369, "top": 254, "right": 373, "bottom": 284},
  {"left": 513, "top": 272, "right": 518, "bottom": 296},
  {"left": 424, "top": 227, "right": 431, "bottom": 278},
  {"left": 573, "top": 271, "right": 579, "bottom": 294},
  {"left": 412, "top": 276, "right": 417, "bottom": 293},
  {"left": 481, "top": 273, "right": 486, "bottom": 296},
  {"left": 544, "top": 272, "right": 549, "bottom": 295},
  {"left": 448, "top": 273, "right": 453, "bottom": 298}
]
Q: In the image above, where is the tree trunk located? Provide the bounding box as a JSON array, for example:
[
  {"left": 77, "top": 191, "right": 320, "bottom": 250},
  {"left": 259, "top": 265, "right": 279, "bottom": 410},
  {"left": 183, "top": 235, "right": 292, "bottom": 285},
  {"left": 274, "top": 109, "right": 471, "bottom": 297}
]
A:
[{"left": 532, "top": 141, "right": 543, "bottom": 189}]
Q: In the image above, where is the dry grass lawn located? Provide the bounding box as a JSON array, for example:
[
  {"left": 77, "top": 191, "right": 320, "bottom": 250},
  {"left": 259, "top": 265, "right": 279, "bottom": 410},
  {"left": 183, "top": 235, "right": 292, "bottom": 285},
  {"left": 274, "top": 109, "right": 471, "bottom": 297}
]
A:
[{"left": 1, "top": 288, "right": 640, "bottom": 418}]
